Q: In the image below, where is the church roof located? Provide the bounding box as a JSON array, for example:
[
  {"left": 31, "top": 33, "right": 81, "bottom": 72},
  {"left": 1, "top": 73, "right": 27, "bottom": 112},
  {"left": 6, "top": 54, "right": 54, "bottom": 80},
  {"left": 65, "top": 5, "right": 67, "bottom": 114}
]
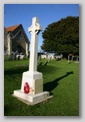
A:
[{"left": 6, "top": 24, "right": 20, "bottom": 32}]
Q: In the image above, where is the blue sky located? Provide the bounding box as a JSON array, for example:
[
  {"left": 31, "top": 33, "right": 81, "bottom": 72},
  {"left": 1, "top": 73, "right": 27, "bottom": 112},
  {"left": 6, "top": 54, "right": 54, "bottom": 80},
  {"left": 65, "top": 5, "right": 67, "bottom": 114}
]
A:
[{"left": 4, "top": 4, "right": 79, "bottom": 52}]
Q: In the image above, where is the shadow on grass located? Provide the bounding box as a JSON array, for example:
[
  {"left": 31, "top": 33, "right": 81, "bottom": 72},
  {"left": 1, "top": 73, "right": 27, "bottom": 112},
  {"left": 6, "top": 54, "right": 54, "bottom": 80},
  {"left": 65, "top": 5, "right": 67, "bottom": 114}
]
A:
[
  {"left": 4, "top": 66, "right": 28, "bottom": 76},
  {"left": 4, "top": 65, "right": 57, "bottom": 76},
  {"left": 38, "top": 65, "right": 58, "bottom": 75},
  {"left": 44, "top": 71, "right": 73, "bottom": 94}
]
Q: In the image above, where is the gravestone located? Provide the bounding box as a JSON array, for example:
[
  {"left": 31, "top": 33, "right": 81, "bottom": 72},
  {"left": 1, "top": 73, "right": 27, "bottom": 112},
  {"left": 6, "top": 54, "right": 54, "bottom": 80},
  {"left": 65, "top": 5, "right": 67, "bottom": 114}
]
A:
[
  {"left": 75, "top": 56, "right": 79, "bottom": 63},
  {"left": 8, "top": 54, "right": 12, "bottom": 61},
  {"left": 13, "top": 17, "right": 52, "bottom": 105},
  {"left": 68, "top": 55, "right": 70, "bottom": 64},
  {"left": 44, "top": 61, "right": 49, "bottom": 66},
  {"left": 13, "top": 53, "right": 16, "bottom": 60}
]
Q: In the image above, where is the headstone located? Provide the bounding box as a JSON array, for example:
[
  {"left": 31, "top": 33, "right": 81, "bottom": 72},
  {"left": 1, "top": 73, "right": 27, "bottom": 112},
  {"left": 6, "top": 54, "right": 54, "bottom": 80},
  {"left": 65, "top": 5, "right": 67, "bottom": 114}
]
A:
[
  {"left": 13, "top": 54, "right": 16, "bottom": 60},
  {"left": 8, "top": 54, "right": 12, "bottom": 61},
  {"left": 44, "top": 61, "right": 49, "bottom": 66},
  {"left": 75, "top": 56, "right": 79, "bottom": 63},
  {"left": 13, "top": 17, "right": 52, "bottom": 105},
  {"left": 68, "top": 55, "right": 70, "bottom": 64},
  {"left": 19, "top": 54, "right": 25, "bottom": 59},
  {"left": 17, "top": 55, "right": 20, "bottom": 60}
]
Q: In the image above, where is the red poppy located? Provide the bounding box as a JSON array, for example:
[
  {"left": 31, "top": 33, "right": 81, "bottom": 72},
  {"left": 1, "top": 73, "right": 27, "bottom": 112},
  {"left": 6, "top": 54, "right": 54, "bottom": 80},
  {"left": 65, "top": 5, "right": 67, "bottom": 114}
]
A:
[{"left": 24, "top": 82, "right": 30, "bottom": 94}]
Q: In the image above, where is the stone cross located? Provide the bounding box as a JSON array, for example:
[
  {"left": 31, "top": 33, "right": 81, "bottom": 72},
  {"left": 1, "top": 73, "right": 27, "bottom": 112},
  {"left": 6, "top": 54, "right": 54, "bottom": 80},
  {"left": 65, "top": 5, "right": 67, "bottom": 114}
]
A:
[
  {"left": 28, "top": 17, "right": 42, "bottom": 73},
  {"left": 13, "top": 17, "right": 51, "bottom": 105}
]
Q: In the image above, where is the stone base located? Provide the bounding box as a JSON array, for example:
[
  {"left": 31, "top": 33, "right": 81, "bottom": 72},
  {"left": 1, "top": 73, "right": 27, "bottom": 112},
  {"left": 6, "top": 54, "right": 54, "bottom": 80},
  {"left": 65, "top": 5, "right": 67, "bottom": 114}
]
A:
[
  {"left": 13, "top": 90, "right": 52, "bottom": 105},
  {"left": 21, "top": 71, "right": 43, "bottom": 95}
]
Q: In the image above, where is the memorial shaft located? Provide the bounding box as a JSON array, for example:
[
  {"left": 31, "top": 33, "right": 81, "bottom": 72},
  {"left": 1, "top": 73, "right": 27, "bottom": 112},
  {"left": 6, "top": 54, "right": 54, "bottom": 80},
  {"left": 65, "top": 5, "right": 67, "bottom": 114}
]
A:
[{"left": 29, "top": 33, "right": 38, "bottom": 72}]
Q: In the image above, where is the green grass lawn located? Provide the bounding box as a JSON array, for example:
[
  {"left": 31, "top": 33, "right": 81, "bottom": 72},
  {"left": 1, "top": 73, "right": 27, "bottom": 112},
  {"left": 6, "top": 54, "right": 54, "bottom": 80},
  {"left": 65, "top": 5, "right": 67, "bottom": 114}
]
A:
[{"left": 4, "top": 58, "right": 79, "bottom": 116}]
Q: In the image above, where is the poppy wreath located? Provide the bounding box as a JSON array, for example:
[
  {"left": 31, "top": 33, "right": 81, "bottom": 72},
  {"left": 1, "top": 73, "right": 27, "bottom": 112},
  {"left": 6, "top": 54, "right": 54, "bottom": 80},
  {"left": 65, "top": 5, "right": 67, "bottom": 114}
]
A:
[{"left": 24, "top": 82, "right": 30, "bottom": 94}]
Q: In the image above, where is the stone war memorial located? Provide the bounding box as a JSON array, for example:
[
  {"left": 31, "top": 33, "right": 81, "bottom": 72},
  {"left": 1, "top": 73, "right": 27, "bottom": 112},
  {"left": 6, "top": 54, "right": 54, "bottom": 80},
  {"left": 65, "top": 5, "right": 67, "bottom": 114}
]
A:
[{"left": 13, "top": 17, "right": 52, "bottom": 105}]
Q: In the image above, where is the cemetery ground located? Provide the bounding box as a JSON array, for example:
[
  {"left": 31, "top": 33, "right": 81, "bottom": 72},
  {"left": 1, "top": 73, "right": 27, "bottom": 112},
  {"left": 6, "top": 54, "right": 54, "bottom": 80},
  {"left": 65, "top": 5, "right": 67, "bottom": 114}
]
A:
[{"left": 4, "top": 57, "right": 79, "bottom": 116}]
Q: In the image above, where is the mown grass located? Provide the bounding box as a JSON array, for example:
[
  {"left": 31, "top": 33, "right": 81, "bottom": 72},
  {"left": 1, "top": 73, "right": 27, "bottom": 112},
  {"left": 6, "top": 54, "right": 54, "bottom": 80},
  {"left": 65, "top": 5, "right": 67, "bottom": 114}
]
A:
[{"left": 4, "top": 58, "right": 79, "bottom": 116}]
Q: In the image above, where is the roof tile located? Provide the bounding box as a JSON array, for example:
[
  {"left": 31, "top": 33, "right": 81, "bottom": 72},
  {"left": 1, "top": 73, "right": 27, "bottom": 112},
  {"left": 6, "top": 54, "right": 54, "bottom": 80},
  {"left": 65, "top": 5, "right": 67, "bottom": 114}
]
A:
[{"left": 6, "top": 24, "right": 20, "bottom": 32}]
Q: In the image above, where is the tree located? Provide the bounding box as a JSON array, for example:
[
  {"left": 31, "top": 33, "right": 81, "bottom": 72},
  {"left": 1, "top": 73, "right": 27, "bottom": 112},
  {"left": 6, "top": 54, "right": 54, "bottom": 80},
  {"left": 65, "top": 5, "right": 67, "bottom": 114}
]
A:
[{"left": 41, "top": 16, "right": 79, "bottom": 56}]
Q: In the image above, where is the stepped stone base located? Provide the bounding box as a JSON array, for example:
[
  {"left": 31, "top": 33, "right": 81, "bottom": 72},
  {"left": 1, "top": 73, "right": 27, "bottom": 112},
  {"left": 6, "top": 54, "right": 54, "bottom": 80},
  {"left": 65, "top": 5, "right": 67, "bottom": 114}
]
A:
[{"left": 13, "top": 90, "right": 52, "bottom": 105}]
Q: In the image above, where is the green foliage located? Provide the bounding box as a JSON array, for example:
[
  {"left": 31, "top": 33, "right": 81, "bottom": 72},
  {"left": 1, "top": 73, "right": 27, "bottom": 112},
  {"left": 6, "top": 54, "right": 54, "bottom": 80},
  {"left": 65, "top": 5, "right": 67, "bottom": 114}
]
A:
[
  {"left": 4, "top": 59, "right": 79, "bottom": 116},
  {"left": 41, "top": 16, "right": 79, "bottom": 55}
]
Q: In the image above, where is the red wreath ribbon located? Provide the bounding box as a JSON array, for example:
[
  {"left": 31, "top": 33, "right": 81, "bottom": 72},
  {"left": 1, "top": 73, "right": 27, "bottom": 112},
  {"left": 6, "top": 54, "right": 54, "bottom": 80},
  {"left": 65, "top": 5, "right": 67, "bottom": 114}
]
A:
[{"left": 24, "top": 82, "right": 30, "bottom": 94}]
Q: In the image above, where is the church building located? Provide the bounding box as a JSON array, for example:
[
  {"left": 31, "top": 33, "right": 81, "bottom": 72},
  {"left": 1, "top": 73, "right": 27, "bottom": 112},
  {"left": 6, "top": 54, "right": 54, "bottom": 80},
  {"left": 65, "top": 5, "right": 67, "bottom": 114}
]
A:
[{"left": 4, "top": 24, "right": 30, "bottom": 56}]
